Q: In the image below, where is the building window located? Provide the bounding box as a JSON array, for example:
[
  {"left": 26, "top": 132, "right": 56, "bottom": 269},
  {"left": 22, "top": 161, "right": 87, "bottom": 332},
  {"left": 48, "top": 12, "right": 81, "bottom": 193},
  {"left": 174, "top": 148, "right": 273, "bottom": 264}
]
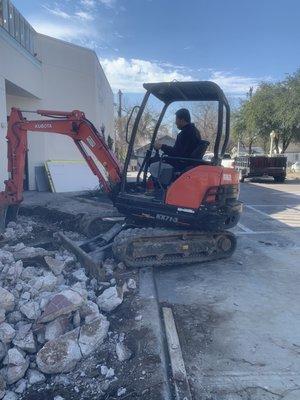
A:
[
  {"left": 29, "top": 27, "right": 34, "bottom": 54},
  {"left": 0, "top": 0, "right": 8, "bottom": 29},
  {"left": 24, "top": 21, "right": 29, "bottom": 49},
  {"left": 1, "top": 1, "right": 36, "bottom": 56},
  {"left": 0, "top": 0, "right": 3, "bottom": 27},
  {"left": 13, "top": 7, "right": 20, "bottom": 41},
  {"left": 20, "top": 14, "right": 25, "bottom": 46},
  {"left": 8, "top": 0, "right": 14, "bottom": 36}
]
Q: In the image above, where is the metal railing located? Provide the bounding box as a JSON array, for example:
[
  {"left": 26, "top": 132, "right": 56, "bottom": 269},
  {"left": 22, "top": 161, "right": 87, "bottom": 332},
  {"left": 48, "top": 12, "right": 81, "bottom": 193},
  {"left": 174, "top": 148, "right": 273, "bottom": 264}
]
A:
[{"left": 0, "top": 0, "right": 36, "bottom": 56}]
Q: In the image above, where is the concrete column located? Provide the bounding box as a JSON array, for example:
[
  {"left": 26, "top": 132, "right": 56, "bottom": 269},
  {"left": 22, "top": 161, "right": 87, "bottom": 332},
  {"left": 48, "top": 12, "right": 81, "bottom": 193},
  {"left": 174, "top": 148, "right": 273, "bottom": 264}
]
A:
[{"left": 0, "top": 76, "right": 8, "bottom": 190}]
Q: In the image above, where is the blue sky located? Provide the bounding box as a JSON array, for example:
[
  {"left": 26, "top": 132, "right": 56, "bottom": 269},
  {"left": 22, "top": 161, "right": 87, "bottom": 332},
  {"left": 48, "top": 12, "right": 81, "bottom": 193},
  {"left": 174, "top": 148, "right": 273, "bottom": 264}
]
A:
[{"left": 13, "top": 0, "right": 300, "bottom": 99}]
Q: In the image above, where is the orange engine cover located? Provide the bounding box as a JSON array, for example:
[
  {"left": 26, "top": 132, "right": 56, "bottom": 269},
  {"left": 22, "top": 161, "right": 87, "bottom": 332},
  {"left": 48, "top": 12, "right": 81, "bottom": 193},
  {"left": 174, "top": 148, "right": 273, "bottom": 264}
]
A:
[{"left": 165, "top": 165, "right": 239, "bottom": 209}]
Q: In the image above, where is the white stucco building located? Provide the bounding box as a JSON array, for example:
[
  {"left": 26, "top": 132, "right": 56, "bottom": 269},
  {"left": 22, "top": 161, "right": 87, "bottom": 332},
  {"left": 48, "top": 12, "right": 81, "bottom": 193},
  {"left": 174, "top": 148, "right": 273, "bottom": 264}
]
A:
[{"left": 0, "top": 0, "right": 114, "bottom": 190}]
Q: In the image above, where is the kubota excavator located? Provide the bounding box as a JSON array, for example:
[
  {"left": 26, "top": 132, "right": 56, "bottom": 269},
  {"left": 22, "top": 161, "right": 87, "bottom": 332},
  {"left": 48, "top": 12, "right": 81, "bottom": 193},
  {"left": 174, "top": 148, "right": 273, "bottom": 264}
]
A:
[{"left": 0, "top": 81, "right": 242, "bottom": 269}]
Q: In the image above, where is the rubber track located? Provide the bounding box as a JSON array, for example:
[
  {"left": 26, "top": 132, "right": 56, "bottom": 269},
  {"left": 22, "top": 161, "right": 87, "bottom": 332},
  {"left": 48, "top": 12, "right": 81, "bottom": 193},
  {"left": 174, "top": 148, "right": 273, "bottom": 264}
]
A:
[{"left": 112, "top": 227, "right": 237, "bottom": 268}]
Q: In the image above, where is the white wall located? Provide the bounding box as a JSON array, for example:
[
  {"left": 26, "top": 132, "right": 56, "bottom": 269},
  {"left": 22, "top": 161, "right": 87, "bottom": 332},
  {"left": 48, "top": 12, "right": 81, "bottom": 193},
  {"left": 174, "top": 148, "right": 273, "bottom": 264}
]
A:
[
  {"left": 25, "top": 34, "right": 115, "bottom": 190},
  {"left": 0, "top": 26, "right": 41, "bottom": 190},
  {"left": 94, "top": 60, "right": 114, "bottom": 142},
  {"left": 1, "top": 29, "right": 114, "bottom": 190},
  {"left": 0, "top": 28, "right": 42, "bottom": 98}
]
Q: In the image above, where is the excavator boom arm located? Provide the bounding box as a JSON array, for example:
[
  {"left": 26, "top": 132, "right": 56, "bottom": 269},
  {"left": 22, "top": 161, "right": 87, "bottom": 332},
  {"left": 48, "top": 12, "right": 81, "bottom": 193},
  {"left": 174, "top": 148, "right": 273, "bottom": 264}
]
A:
[{"left": 0, "top": 108, "right": 122, "bottom": 207}]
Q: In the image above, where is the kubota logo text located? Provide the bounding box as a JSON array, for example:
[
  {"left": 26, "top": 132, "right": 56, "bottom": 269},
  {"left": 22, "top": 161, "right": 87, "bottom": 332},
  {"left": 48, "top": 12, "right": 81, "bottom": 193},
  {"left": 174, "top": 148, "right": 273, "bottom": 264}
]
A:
[{"left": 34, "top": 123, "right": 53, "bottom": 129}]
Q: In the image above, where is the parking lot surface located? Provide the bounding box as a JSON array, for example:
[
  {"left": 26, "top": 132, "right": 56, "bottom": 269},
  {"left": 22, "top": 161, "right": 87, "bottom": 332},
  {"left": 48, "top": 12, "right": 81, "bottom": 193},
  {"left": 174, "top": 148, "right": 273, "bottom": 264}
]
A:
[{"left": 155, "top": 181, "right": 300, "bottom": 399}]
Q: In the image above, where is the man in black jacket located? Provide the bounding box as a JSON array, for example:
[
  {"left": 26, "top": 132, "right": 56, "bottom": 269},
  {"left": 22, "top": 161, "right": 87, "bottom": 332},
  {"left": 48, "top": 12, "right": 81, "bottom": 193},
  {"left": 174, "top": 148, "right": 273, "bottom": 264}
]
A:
[{"left": 154, "top": 108, "right": 202, "bottom": 170}]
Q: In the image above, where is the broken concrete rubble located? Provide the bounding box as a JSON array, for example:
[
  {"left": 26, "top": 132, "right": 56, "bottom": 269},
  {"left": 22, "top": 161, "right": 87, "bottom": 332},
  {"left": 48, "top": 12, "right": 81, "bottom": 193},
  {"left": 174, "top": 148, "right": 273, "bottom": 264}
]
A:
[
  {"left": 3, "top": 220, "right": 33, "bottom": 240},
  {"left": 30, "top": 272, "right": 58, "bottom": 293},
  {"left": 12, "top": 323, "right": 36, "bottom": 353},
  {"left": 116, "top": 342, "right": 132, "bottom": 362},
  {"left": 0, "top": 310, "right": 5, "bottom": 324},
  {"left": 72, "top": 268, "right": 88, "bottom": 282},
  {"left": 2, "top": 391, "right": 17, "bottom": 400},
  {"left": 13, "top": 246, "right": 52, "bottom": 262},
  {"left": 103, "top": 258, "right": 115, "bottom": 277},
  {"left": 39, "top": 289, "right": 84, "bottom": 323},
  {"left": 20, "top": 300, "right": 41, "bottom": 320},
  {"left": 44, "top": 316, "right": 69, "bottom": 341},
  {"left": 0, "top": 323, "right": 15, "bottom": 344},
  {"left": 14, "top": 379, "right": 26, "bottom": 394},
  {"left": 97, "top": 286, "right": 123, "bottom": 313},
  {"left": 6, "top": 311, "right": 22, "bottom": 325},
  {"left": 38, "top": 291, "right": 55, "bottom": 310},
  {"left": 117, "top": 387, "right": 126, "bottom": 397},
  {"left": 44, "top": 256, "right": 65, "bottom": 276},
  {"left": 36, "top": 328, "right": 82, "bottom": 374},
  {"left": 72, "top": 310, "right": 81, "bottom": 328},
  {"left": 127, "top": 278, "right": 136, "bottom": 290},
  {"left": 105, "top": 367, "right": 115, "bottom": 379},
  {"left": 5, "top": 348, "right": 29, "bottom": 385},
  {"left": 100, "top": 365, "right": 108, "bottom": 376},
  {"left": 0, "top": 214, "right": 138, "bottom": 399},
  {"left": 0, "top": 376, "right": 5, "bottom": 400},
  {"left": 0, "top": 250, "right": 14, "bottom": 264},
  {"left": 0, "top": 342, "right": 7, "bottom": 361},
  {"left": 0, "top": 288, "right": 15, "bottom": 312},
  {"left": 21, "top": 266, "right": 38, "bottom": 281},
  {"left": 6, "top": 261, "right": 23, "bottom": 283},
  {"left": 27, "top": 369, "right": 46, "bottom": 385},
  {"left": 71, "top": 282, "right": 88, "bottom": 299},
  {"left": 78, "top": 315, "right": 109, "bottom": 357},
  {"left": 20, "top": 291, "right": 30, "bottom": 301},
  {"left": 79, "top": 300, "right": 100, "bottom": 323}
]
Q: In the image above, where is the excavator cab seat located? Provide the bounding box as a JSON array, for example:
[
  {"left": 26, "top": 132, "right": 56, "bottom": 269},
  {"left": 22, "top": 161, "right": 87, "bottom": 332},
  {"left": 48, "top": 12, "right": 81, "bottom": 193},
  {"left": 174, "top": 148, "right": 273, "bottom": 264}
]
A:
[
  {"left": 149, "top": 161, "right": 174, "bottom": 186},
  {"left": 149, "top": 139, "right": 210, "bottom": 188},
  {"left": 190, "top": 140, "right": 210, "bottom": 160}
]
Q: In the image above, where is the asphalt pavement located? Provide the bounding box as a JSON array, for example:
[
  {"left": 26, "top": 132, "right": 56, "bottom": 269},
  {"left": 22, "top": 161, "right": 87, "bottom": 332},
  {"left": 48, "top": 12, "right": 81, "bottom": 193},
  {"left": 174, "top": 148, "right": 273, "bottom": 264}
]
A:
[{"left": 154, "top": 180, "right": 300, "bottom": 400}]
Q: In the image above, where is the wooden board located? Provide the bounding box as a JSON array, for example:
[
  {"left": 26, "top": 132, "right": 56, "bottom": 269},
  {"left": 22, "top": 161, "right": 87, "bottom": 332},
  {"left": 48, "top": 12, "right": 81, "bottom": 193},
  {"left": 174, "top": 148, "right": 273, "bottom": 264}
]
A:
[
  {"left": 44, "top": 160, "right": 100, "bottom": 193},
  {"left": 162, "top": 307, "right": 192, "bottom": 400}
]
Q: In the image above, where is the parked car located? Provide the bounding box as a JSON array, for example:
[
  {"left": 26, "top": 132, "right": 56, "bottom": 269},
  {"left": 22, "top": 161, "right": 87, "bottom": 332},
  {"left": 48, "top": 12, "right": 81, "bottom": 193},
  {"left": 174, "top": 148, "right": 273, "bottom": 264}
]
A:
[{"left": 291, "top": 161, "right": 300, "bottom": 172}]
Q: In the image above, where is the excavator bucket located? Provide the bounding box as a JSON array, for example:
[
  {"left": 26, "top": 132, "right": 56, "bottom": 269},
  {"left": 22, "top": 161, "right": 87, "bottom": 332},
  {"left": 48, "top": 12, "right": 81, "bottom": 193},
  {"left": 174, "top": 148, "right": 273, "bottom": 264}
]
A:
[{"left": 0, "top": 205, "right": 19, "bottom": 233}]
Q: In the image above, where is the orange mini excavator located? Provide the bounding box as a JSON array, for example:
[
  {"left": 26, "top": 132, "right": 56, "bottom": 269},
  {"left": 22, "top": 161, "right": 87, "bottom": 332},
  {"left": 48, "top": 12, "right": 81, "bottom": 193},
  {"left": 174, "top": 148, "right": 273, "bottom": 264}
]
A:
[{"left": 0, "top": 81, "right": 242, "bottom": 268}]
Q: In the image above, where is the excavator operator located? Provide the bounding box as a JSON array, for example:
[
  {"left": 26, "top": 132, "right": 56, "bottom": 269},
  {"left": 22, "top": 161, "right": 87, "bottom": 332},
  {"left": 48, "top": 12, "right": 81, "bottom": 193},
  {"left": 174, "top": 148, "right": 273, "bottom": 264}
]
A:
[
  {"left": 154, "top": 108, "right": 202, "bottom": 165},
  {"left": 149, "top": 109, "right": 203, "bottom": 186}
]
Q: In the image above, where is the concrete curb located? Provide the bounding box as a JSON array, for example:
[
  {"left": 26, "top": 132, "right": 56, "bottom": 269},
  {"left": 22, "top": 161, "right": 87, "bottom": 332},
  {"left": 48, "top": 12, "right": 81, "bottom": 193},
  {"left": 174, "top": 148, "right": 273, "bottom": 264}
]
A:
[{"left": 139, "top": 267, "right": 173, "bottom": 399}]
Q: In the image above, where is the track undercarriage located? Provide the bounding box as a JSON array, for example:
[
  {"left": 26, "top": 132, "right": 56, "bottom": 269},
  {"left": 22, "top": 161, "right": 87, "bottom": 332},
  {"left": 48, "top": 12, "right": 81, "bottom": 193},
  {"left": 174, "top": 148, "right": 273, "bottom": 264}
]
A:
[
  {"left": 59, "top": 219, "right": 237, "bottom": 274},
  {"left": 112, "top": 227, "right": 237, "bottom": 268},
  {"left": 1, "top": 205, "right": 237, "bottom": 275}
]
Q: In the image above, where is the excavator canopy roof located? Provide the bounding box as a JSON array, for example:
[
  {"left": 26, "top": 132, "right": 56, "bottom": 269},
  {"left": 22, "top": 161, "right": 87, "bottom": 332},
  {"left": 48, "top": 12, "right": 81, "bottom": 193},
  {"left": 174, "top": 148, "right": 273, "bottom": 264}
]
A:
[{"left": 143, "top": 81, "right": 228, "bottom": 104}]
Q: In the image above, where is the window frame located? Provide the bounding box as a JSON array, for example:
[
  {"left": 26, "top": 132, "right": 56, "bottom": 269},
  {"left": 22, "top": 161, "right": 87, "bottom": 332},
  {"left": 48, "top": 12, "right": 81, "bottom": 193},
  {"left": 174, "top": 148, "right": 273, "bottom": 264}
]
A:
[{"left": 8, "top": 0, "right": 14, "bottom": 36}]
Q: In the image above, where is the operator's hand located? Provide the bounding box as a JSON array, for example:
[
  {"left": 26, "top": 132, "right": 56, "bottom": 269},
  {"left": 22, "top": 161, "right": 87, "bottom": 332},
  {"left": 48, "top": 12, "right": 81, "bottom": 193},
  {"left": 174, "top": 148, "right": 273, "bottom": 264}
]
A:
[{"left": 154, "top": 141, "right": 162, "bottom": 150}]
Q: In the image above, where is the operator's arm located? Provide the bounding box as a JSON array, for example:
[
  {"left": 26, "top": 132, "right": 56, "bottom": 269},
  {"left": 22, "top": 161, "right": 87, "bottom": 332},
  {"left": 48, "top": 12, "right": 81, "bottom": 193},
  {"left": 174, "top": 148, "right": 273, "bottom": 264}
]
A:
[{"left": 161, "top": 135, "right": 182, "bottom": 157}]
